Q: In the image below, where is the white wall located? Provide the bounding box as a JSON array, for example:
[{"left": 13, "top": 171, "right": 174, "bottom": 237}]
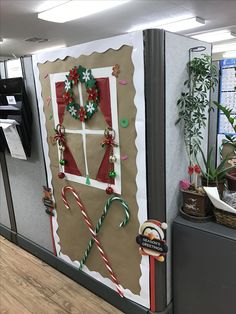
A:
[{"left": 165, "top": 32, "right": 211, "bottom": 304}]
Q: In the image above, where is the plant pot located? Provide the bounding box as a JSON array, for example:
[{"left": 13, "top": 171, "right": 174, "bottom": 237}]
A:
[
  {"left": 221, "top": 142, "right": 236, "bottom": 172},
  {"left": 201, "top": 178, "right": 225, "bottom": 198},
  {"left": 226, "top": 169, "right": 236, "bottom": 191},
  {"left": 181, "top": 190, "right": 212, "bottom": 217}
]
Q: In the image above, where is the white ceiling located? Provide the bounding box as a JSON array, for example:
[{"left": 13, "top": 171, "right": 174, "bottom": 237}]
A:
[{"left": 0, "top": 0, "right": 236, "bottom": 58}]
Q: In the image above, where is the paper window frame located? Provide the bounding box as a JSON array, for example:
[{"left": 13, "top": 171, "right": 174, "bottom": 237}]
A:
[{"left": 50, "top": 66, "right": 121, "bottom": 194}]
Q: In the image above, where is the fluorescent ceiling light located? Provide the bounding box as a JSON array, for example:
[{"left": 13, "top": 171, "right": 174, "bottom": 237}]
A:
[
  {"left": 192, "top": 30, "right": 236, "bottom": 43},
  {"left": 129, "top": 16, "right": 205, "bottom": 33},
  {"left": 162, "top": 17, "right": 205, "bottom": 32},
  {"left": 33, "top": 45, "right": 66, "bottom": 54},
  {"left": 36, "top": 0, "right": 69, "bottom": 13},
  {"left": 38, "top": 0, "right": 129, "bottom": 23},
  {"left": 213, "top": 42, "right": 236, "bottom": 53},
  {"left": 223, "top": 50, "right": 236, "bottom": 58}
]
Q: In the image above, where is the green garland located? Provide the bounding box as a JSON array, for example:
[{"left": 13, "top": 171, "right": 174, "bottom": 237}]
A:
[{"left": 63, "top": 65, "right": 99, "bottom": 122}]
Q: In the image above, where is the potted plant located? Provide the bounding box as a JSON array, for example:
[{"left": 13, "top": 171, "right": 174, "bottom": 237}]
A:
[
  {"left": 197, "top": 145, "right": 235, "bottom": 197},
  {"left": 214, "top": 103, "right": 236, "bottom": 191},
  {"left": 176, "top": 54, "right": 218, "bottom": 217},
  {"left": 180, "top": 165, "right": 212, "bottom": 217}
]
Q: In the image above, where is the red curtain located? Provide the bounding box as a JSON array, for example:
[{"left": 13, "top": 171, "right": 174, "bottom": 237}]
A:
[
  {"left": 55, "top": 82, "right": 81, "bottom": 176},
  {"left": 96, "top": 78, "right": 112, "bottom": 127}
]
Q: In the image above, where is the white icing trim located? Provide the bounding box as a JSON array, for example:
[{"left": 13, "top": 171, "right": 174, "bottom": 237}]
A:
[{"left": 33, "top": 31, "right": 149, "bottom": 308}]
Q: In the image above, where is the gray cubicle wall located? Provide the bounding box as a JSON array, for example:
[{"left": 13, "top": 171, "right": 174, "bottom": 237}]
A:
[
  {"left": 3, "top": 57, "right": 53, "bottom": 252},
  {"left": 165, "top": 32, "right": 211, "bottom": 304},
  {"left": 0, "top": 163, "right": 11, "bottom": 228}
]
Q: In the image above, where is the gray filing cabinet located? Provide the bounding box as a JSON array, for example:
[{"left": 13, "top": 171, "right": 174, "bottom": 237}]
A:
[{"left": 173, "top": 216, "right": 236, "bottom": 314}]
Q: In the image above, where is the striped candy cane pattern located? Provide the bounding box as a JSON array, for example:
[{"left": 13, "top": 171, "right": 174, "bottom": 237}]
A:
[
  {"left": 80, "top": 196, "right": 130, "bottom": 270},
  {"left": 61, "top": 185, "right": 124, "bottom": 297}
]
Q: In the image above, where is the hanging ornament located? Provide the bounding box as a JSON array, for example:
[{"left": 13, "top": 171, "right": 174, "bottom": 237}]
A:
[
  {"left": 53, "top": 124, "right": 67, "bottom": 179},
  {"left": 42, "top": 186, "right": 55, "bottom": 217},
  {"left": 109, "top": 155, "right": 117, "bottom": 163},
  {"left": 59, "top": 159, "right": 66, "bottom": 166},
  {"left": 106, "top": 186, "right": 114, "bottom": 195},
  {"left": 100, "top": 127, "right": 119, "bottom": 194},
  {"left": 63, "top": 65, "right": 100, "bottom": 122},
  {"left": 108, "top": 170, "right": 116, "bottom": 179},
  {"left": 58, "top": 172, "right": 65, "bottom": 179}
]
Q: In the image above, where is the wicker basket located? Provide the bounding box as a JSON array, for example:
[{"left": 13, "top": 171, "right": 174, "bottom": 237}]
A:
[{"left": 213, "top": 208, "right": 236, "bottom": 229}]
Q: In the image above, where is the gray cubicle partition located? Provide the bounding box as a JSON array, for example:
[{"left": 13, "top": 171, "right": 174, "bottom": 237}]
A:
[
  {"left": 0, "top": 57, "right": 53, "bottom": 251},
  {"left": 0, "top": 159, "right": 11, "bottom": 229}
]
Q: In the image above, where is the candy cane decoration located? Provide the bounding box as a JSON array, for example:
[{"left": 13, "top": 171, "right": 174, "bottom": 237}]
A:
[
  {"left": 79, "top": 196, "right": 130, "bottom": 270},
  {"left": 61, "top": 186, "right": 124, "bottom": 297}
]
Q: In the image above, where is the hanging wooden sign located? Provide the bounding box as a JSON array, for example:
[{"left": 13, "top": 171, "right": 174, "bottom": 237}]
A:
[
  {"left": 137, "top": 220, "right": 168, "bottom": 261},
  {"left": 136, "top": 235, "right": 168, "bottom": 254}
]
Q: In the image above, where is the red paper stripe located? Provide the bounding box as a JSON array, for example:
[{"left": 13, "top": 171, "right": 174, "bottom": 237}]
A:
[
  {"left": 64, "top": 143, "right": 82, "bottom": 176},
  {"left": 150, "top": 256, "right": 156, "bottom": 312},
  {"left": 96, "top": 78, "right": 112, "bottom": 127},
  {"left": 50, "top": 214, "right": 57, "bottom": 256},
  {"left": 96, "top": 145, "right": 114, "bottom": 184},
  {"left": 55, "top": 82, "right": 67, "bottom": 125}
]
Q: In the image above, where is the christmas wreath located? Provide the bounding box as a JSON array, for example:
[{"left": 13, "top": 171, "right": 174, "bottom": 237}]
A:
[{"left": 63, "top": 65, "right": 99, "bottom": 122}]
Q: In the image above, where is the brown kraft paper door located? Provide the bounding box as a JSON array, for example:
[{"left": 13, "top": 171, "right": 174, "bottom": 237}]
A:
[{"left": 38, "top": 46, "right": 142, "bottom": 295}]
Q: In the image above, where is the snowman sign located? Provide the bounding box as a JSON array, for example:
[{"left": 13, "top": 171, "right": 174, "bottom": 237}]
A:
[{"left": 136, "top": 220, "right": 168, "bottom": 262}]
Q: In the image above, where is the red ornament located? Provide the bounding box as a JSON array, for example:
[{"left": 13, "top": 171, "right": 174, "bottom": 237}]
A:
[
  {"left": 194, "top": 164, "right": 201, "bottom": 174},
  {"left": 188, "top": 166, "right": 194, "bottom": 175},
  {"left": 106, "top": 186, "right": 114, "bottom": 195},
  {"left": 58, "top": 172, "right": 65, "bottom": 179}
]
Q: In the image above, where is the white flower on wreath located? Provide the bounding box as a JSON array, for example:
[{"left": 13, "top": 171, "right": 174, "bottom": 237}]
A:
[
  {"left": 82, "top": 69, "right": 91, "bottom": 82},
  {"left": 86, "top": 102, "right": 95, "bottom": 113},
  {"left": 69, "top": 106, "right": 77, "bottom": 116},
  {"left": 64, "top": 80, "right": 71, "bottom": 91}
]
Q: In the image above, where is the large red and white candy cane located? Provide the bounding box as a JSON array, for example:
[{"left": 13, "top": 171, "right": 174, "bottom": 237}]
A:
[{"left": 61, "top": 185, "right": 124, "bottom": 297}]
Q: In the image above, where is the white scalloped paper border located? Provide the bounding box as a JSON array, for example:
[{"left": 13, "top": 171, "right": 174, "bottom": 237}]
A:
[{"left": 32, "top": 31, "right": 149, "bottom": 308}]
